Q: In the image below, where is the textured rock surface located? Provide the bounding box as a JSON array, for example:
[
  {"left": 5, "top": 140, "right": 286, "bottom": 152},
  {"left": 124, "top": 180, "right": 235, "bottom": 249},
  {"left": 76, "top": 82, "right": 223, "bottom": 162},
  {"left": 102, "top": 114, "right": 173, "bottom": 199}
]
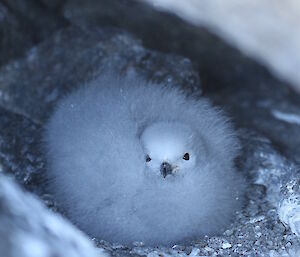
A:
[
  {"left": 0, "top": 1, "right": 300, "bottom": 256},
  {"left": 144, "top": 0, "right": 300, "bottom": 94},
  {"left": 0, "top": 2, "right": 33, "bottom": 67},
  {"left": 0, "top": 107, "right": 44, "bottom": 194},
  {"left": 0, "top": 1, "right": 66, "bottom": 68},
  {"left": 0, "top": 26, "right": 200, "bottom": 124},
  {"left": 2, "top": 0, "right": 67, "bottom": 43},
  {"left": 279, "top": 176, "right": 300, "bottom": 237},
  {"left": 208, "top": 79, "right": 300, "bottom": 165}
]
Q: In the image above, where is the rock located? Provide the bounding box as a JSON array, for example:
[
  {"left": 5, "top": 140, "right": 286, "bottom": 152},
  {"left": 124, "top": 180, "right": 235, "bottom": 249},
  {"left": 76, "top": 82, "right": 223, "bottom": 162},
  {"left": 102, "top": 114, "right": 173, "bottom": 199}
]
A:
[
  {"left": 0, "top": 173, "right": 103, "bottom": 257},
  {"left": 208, "top": 80, "right": 300, "bottom": 165},
  {"left": 0, "top": 3, "right": 33, "bottom": 67},
  {"left": 2, "top": 0, "right": 67, "bottom": 42},
  {"left": 0, "top": 106, "right": 44, "bottom": 194},
  {"left": 144, "top": 0, "right": 300, "bottom": 94},
  {"left": 279, "top": 176, "right": 300, "bottom": 237},
  {"left": 39, "top": 0, "right": 67, "bottom": 11},
  {"left": 0, "top": 1, "right": 67, "bottom": 68},
  {"left": 0, "top": 26, "right": 201, "bottom": 124},
  {"left": 270, "top": 248, "right": 300, "bottom": 257},
  {"left": 234, "top": 131, "right": 298, "bottom": 205}
]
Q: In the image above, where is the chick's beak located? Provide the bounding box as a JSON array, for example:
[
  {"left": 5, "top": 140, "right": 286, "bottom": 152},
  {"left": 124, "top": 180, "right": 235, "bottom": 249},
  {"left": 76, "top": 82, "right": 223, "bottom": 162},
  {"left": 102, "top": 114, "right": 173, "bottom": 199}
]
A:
[{"left": 160, "top": 162, "right": 173, "bottom": 178}]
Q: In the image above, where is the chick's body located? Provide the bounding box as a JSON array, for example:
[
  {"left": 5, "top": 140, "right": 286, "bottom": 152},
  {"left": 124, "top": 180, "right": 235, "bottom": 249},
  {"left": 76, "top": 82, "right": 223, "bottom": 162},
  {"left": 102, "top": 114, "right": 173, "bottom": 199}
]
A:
[{"left": 45, "top": 74, "right": 244, "bottom": 246}]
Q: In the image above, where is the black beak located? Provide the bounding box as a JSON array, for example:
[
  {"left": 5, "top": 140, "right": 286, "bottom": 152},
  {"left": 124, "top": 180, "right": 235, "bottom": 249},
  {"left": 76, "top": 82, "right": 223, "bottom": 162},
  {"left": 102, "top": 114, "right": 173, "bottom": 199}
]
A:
[{"left": 160, "top": 162, "right": 173, "bottom": 178}]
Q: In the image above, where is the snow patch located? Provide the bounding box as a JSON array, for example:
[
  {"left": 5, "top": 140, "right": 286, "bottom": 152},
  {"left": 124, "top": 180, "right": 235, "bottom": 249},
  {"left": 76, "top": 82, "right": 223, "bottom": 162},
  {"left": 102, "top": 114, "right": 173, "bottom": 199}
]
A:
[
  {"left": 272, "top": 110, "right": 300, "bottom": 125},
  {"left": 279, "top": 195, "right": 300, "bottom": 236}
]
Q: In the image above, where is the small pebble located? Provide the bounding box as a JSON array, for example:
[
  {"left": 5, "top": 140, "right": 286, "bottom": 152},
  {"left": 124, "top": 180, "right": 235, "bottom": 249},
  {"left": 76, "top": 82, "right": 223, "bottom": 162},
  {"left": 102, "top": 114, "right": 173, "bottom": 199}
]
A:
[{"left": 222, "top": 242, "right": 232, "bottom": 249}]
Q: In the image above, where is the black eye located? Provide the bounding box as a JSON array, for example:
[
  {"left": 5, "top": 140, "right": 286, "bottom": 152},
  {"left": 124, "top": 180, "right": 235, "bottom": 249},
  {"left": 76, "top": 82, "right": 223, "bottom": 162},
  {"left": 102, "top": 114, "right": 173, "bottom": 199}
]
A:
[
  {"left": 183, "top": 153, "right": 190, "bottom": 160},
  {"left": 146, "top": 155, "right": 151, "bottom": 162}
]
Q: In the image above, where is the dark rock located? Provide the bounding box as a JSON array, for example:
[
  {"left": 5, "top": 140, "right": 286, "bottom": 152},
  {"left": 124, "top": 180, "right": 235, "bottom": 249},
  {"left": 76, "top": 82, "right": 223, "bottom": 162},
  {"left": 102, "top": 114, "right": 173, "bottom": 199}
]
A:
[
  {"left": 0, "top": 26, "right": 201, "bottom": 123},
  {"left": 0, "top": 1, "right": 67, "bottom": 68},
  {"left": 0, "top": 3, "right": 33, "bottom": 67},
  {"left": 39, "top": 0, "right": 67, "bottom": 11},
  {"left": 0, "top": 106, "right": 44, "bottom": 194},
  {"left": 209, "top": 81, "right": 300, "bottom": 165},
  {"left": 2, "top": 0, "right": 67, "bottom": 42}
]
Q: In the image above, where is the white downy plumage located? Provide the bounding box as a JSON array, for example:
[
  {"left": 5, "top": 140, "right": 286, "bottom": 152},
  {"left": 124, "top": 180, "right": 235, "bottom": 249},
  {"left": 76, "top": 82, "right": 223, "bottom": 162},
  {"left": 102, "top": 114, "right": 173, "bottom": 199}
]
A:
[{"left": 44, "top": 73, "right": 245, "bottom": 246}]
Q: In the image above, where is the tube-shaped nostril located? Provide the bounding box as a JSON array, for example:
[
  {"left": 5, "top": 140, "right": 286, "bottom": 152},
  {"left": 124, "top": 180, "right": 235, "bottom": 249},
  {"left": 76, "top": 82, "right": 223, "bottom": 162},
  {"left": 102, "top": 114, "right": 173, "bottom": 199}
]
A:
[{"left": 160, "top": 162, "right": 172, "bottom": 178}]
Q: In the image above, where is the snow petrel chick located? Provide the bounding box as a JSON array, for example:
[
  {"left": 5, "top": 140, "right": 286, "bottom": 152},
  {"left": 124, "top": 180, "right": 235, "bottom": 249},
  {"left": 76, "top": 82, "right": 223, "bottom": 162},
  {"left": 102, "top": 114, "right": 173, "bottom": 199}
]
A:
[{"left": 45, "top": 73, "right": 245, "bottom": 246}]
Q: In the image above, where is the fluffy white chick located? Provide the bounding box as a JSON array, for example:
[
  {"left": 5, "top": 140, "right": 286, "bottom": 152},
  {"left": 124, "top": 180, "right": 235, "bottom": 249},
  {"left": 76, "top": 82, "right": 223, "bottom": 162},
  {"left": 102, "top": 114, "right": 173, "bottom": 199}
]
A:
[{"left": 44, "top": 73, "right": 245, "bottom": 246}]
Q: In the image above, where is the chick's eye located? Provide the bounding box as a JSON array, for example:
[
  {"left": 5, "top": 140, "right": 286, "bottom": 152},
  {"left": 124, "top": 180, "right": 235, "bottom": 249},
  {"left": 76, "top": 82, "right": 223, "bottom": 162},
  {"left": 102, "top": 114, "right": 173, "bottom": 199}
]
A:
[
  {"left": 183, "top": 153, "right": 190, "bottom": 160},
  {"left": 146, "top": 155, "right": 151, "bottom": 162}
]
